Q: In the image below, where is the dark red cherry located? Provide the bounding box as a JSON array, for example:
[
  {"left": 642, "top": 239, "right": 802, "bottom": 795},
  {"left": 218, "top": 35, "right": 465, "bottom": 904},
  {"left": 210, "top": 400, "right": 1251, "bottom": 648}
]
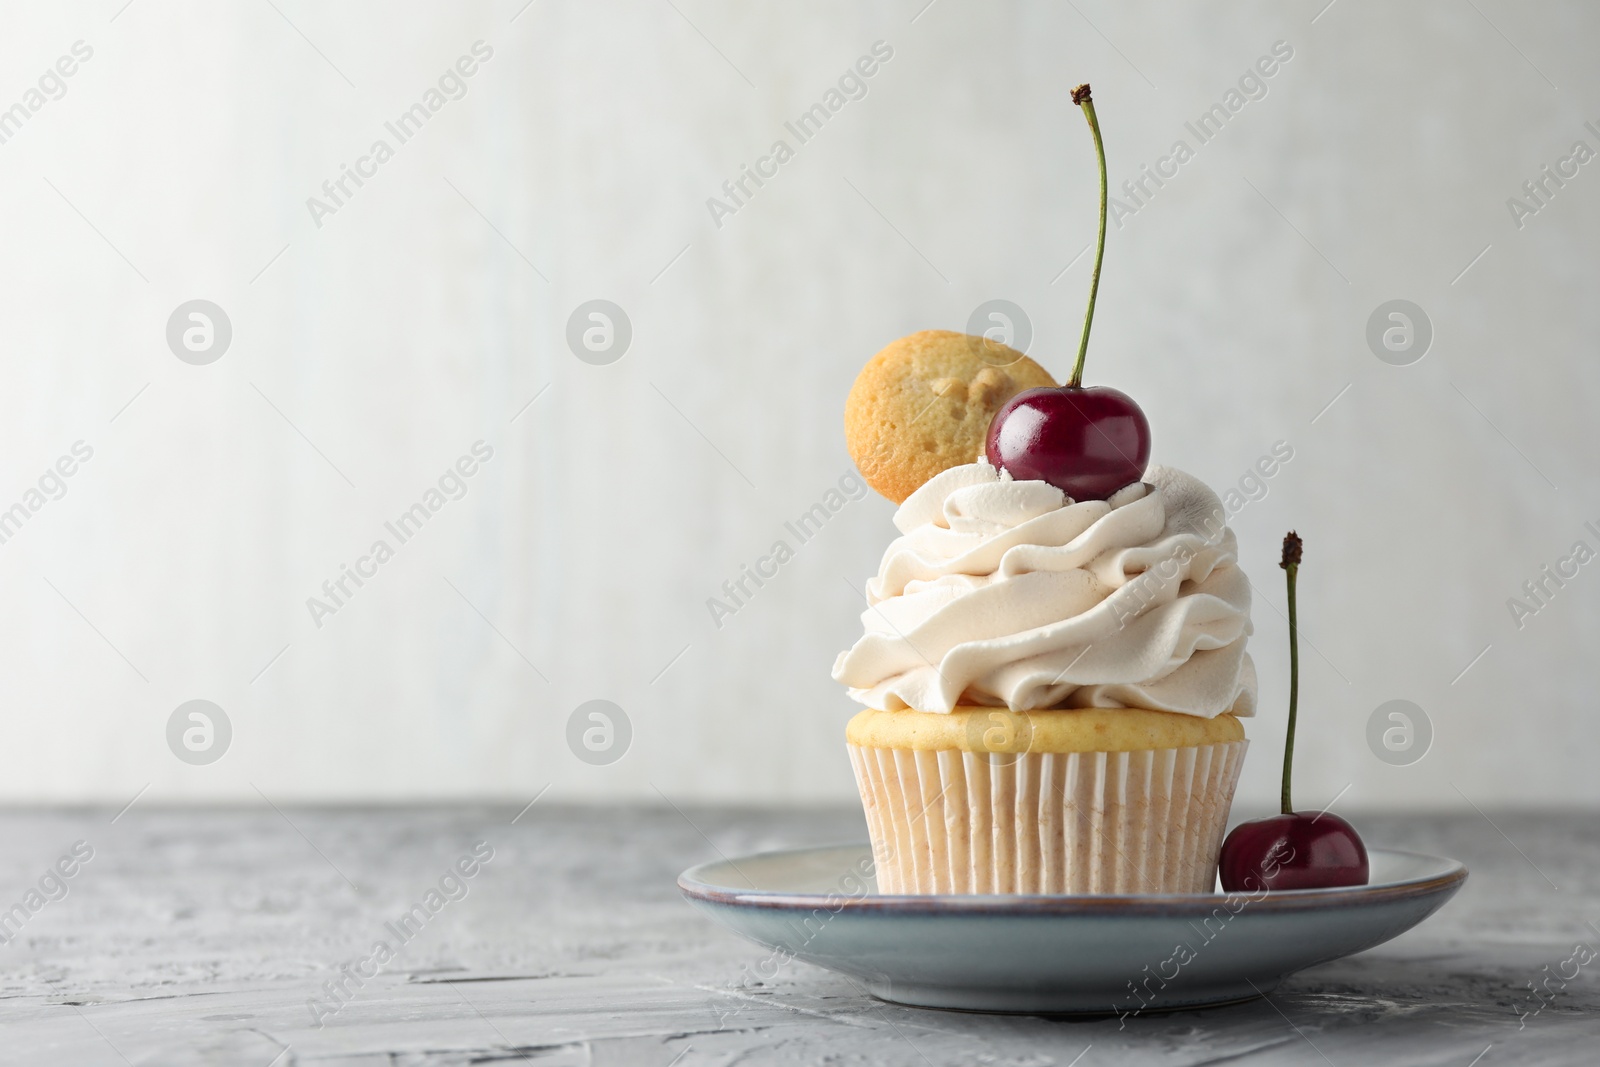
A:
[
  {"left": 993, "top": 87, "right": 1152, "bottom": 500},
  {"left": 985, "top": 385, "right": 1151, "bottom": 501},
  {"left": 1219, "top": 534, "right": 1371, "bottom": 894},
  {"left": 1219, "top": 812, "right": 1370, "bottom": 892}
]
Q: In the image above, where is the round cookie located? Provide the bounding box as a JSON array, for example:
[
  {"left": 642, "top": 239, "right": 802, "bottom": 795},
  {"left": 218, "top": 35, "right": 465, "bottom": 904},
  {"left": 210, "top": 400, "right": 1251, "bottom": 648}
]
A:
[{"left": 846, "top": 330, "right": 1056, "bottom": 503}]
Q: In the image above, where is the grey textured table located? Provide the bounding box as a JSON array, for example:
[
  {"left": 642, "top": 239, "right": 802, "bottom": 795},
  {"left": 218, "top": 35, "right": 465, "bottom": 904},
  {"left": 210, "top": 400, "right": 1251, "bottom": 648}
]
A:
[{"left": 0, "top": 807, "right": 1593, "bottom": 1066}]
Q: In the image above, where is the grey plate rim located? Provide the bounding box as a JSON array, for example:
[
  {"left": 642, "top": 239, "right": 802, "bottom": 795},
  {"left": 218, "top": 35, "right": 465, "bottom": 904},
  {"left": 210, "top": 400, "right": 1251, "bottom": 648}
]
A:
[{"left": 678, "top": 843, "right": 1467, "bottom": 916}]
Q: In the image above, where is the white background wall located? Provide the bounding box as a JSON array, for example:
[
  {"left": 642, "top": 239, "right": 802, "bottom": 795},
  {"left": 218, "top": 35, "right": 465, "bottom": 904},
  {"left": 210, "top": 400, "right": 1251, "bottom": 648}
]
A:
[{"left": 0, "top": 1, "right": 1594, "bottom": 809}]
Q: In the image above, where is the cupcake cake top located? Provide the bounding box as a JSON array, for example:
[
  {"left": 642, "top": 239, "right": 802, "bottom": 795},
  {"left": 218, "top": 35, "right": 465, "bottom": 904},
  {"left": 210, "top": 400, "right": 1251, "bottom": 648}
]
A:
[
  {"left": 832, "top": 458, "right": 1255, "bottom": 717},
  {"left": 836, "top": 83, "right": 1254, "bottom": 718}
]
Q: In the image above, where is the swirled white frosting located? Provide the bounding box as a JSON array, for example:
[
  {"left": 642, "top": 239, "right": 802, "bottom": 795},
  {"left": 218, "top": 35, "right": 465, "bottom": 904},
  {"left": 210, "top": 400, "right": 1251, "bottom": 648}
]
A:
[{"left": 832, "top": 460, "right": 1256, "bottom": 717}]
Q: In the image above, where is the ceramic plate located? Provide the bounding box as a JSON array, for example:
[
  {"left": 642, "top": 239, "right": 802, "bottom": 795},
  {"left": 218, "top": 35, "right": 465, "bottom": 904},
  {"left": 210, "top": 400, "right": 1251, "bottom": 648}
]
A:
[{"left": 680, "top": 844, "right": 1466, "bottom": 1014}]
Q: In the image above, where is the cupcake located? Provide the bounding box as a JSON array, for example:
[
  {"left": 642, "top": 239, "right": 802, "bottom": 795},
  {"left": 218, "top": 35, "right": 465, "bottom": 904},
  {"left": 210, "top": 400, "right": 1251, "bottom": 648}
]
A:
[
  {"left": 834, "top": 459, "right": 1253, "bottom": 894},
  {"left": 833, "top": 83, "right": 1252, "bottom": 894}
]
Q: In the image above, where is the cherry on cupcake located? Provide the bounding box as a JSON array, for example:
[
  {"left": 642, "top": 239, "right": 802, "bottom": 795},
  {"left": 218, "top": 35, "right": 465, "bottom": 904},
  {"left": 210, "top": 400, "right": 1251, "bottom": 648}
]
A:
[
  {"left": 1218, "top": 533, "right": 1371, "bottom": 893},
  {"left": 986, "top": 84, "right": 1151, "bottom": 501}
]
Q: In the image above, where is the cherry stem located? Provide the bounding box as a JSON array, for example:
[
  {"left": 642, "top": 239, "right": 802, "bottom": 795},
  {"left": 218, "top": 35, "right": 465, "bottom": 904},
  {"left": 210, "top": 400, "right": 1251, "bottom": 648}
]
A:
[
  {"left": 1280, "top": 532, "right": 1303, "bottom": 816},
  {"left": 1069, "top": 83, "right": 1107, "bottom": 390}
]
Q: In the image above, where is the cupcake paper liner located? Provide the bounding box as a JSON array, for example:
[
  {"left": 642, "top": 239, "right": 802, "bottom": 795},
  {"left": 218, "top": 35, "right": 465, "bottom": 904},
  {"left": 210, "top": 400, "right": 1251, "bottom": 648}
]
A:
[{"left": 848, "top": 740, "right": 1248, "bottom": 895}]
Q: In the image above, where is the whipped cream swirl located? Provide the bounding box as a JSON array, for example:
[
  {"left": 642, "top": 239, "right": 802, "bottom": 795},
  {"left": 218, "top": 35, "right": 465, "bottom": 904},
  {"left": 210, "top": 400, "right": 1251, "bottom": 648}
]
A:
[{"left": 833, "top": 460, "right": 1256, "bottom": 717}]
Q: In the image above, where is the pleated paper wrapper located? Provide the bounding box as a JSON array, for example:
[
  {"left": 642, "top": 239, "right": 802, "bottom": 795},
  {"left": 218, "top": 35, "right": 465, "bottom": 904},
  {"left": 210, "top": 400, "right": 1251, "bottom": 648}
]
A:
[{"left": 848, "top": 741, "right": 1248, "bottom": 895}]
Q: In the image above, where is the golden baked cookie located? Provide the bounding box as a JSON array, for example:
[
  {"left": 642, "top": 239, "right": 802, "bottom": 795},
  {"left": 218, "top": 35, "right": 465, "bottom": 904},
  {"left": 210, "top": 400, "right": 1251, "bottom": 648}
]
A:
[{"left": 845, "top": 330, "right": 1055, "bottom": 503}]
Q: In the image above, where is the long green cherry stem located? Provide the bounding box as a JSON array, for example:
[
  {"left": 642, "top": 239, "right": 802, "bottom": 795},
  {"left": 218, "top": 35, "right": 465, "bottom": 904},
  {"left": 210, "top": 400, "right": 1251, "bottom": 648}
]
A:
[
  {"left": 1069, "top": 83, "right": 1108, "bottom": 390},
  {"left": 1280, "top": 531, "right": 1303, "bottom": 815}
]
